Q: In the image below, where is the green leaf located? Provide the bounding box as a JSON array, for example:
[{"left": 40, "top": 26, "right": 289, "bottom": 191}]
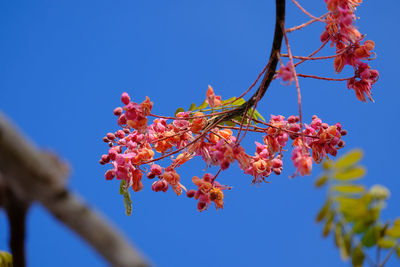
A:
[
  {"left": 336, "top": 197, "right": 368, "bottom": 221},
  {"left": 197, "top": 100, "right": 208, "bottom": 110},
  {"left": 221, "top": 96, "right": 236, "bottom": 105},
  {"left": 246, "top": 108, "right": 263, "bottom": 125},
  {"left": 351, "top": 245, "right": 365, "bottom": 267},
  {"left": 340, "top": 233, "right": 352, "bottom": 261},
  {"left": 224, "top": 120, "right": 236, "bottom": 127},
  {"left": 123, "top": 191, "right": 133, "bottom": 216},
  {"left": 394, "top": 217, "right": 400, "bottom": 226},
  {"left": 316, "top": 200, "right": 331, "bottom": 223},
  {"left": 188, "top": 103, "right": 197, "bottom": 111},
  {"left": 232, "top": 98, "right": 245, "bottom": 106},
  {"left": 333, "top": 184, "right": 366, "bottom": 194},
  {"left": 323, "top": 212, "right": 334, "bottom": 237},
  {"left": 396, "top": 247, "right": 400, "bottom": 259},
  {"left": 334, "top": 223, "right": 343, "bottom": 248},
  {"left": 377, "top": 238, "right": 396, "bottom": 249},
  {"left": 335, "top": 149, "right": 363, "bottom": 169},
  {"left": 315, "top": 175, "right": 329, "bottom": 188},
  {"left": 322, "top": 160, "right": 334, "bottom": 170},
  {"left": 174, "top": 107, "right": 185, "bottom": 116},
  {"left": 253, "top": 109, "right": 266, "bottom": 122},
  {"left": 334, "top": 167, "right": 366, "bottom": 181},
  {"left": 353, "top": 221, "right": 371, "bottom": 234},
  {"left": 361, "top": 226, "right": 378, "bottom": 247}
]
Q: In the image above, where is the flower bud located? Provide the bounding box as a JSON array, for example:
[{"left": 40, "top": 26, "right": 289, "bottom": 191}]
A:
[
  {"left": 338, "top": 140, "right": 345, "bottom": 148},
  {"left": 101, "top": 154, "right": 110, "bottom": 163},
  {"left": 105, "top": 169, "right": 115, "bottom": 180},
  {"left": 121, "top": 92, "right": 131, "bottom": 105},
  {"left": 107, "top": 133, "right": 115, "bottom": 140},
  {"left": 186, "top": 190, "right": 196, "bottom": 198},
  {"left": 116, "top": 130, "right": 125, "bottom": 138},
  {"left": 113, "top": 107, "right": 123, "bottom": 116}
]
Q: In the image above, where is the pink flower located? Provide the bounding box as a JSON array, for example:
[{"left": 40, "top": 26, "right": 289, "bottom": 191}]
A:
[
  {"left": 291, "top": 147, "right": 313, "bottom": 176},
  {"left": 277, "top": 63, "right": 294, "bottom": 83},
  {"left": 205, "top": 85, "right": 222, "bottom": 108}
]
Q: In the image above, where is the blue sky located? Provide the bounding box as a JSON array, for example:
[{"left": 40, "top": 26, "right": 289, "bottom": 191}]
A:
[{"left": 0, "top": 1, "right": 399, "bottom": 266}]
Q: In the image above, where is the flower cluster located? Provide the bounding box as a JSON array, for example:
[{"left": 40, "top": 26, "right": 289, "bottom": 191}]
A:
[
  {"left": 100, "top": 91, "right": 346, "bottom": 212},
  {"left": 321, "top": 0, "right": 379, "bottom": 102}
]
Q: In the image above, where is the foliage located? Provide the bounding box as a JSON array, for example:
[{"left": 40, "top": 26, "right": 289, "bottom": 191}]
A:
[
  {"left": 316, "top": 149, "right": 400, "bottom": 267},
  {"left": 0, "top": 251, "right": 12, "bottom": 267}
]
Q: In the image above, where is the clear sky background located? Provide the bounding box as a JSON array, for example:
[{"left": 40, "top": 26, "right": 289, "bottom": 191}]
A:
[{"left": 1, "top": 1, "right": 399, "bottom": 266}]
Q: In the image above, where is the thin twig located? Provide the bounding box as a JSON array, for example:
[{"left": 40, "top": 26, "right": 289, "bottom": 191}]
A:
[
  {"left": 286, "top": 13, "right": 328, "bottom": 33},
  {"left": 379, "top": 245, "right": 398, "bottom": 267},
  {"left": 297, "top": 73, "right": 353, "bottom": 81},
  {"left": 282, "top": 27, "right": 305, "bottom": 147},
  {"left": 291, "top": 0, "right": 325, "bottom": 21},
  {"left": 294, "top": 39, "right": 329, "bottom": 67},
  {"left": 281, "top": 53, "right": 338, "bottom": 61}
]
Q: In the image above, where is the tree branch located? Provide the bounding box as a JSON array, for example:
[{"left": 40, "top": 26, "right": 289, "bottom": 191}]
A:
[
  {"left": 0, "top": 111, "right": 150, "bottom": 267},
  {"left": 212, "top": 0, "right": 285, "bottom": 124}
]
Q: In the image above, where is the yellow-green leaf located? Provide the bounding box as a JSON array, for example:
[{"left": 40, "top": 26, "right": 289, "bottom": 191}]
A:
[
  {"left": 253, "top": 109, "right": 265, "bottom": 122},
  {"left": 335, "top": 149, "right": 363, "bottom": 169},
  {"left": 340, "top": 233, "right": 352, "bottom": 261},
  {"left": 361, "top": 226, "right": 378, "bottom": 247},
  {"left": 334, "top": 223, "right": 343, "bottom": 248},
  {"left": 334, "top": 167, "right": 366, "bottom": 181},
  {"left": 333, "top": 184, "right": 366, "bottom": 194},
  {"left": 224, "top": 120, "right": 236, "bottom": 127},
  {"left": 323, "top": 160, "right": 334, "bottom": 170},
  {"left": 197, "top": 100, "right": 208, "bottom": 110},
  {"left": 0, "top": 251, "right": 12, "bottom": 267},
  {"left": 323, "top": 212, "right": 334, "bottom": 237},
  {"left": 377, "top": 238, "right": 396, "bottom": 249},
  {"left": 232, "top": 98, "right": 245, "bottom": 106},
  {"left": 396, "top": 247, "right": 400, "bottom": 259},
  {"left": 316, "top": 200, "right": 331, "bottom": 223},
  {"left": 386, "top": 225, "right": 400, "bottom": 239},
  {"left": 352, "top": 245, "right": 365, "bottom": 267},
  {"left": 175, "top": 107, "right": 185, "bottom": 116},
  {"left": 221, "top": 96, "right": 236, "bottom": 105},
  {"left": 188, "top": 103, "right": 197, "bottom": 111},
  {"left": 315, "top": 175, "right": 329, "bottom": 188},
  {"left": 353, "top": 221, "right": 370, "bottom": 234}
]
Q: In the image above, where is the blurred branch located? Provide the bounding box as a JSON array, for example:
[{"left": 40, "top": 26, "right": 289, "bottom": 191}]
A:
[
  {"left": 0, "top": 181, "right": 29, "bottom": 267},
  {"left": 0, "top": 111, "right": 149, "bottom": 267}
]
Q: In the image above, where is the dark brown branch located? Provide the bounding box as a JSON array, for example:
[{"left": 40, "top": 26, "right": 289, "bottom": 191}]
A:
[
  {"left": 0, "top": 112, "right": 150, "bottom": 267},
  {"left": 211, "top": 0, "right": 285, "bottom": 124},
  {"left": 3, "top": 185, "right": 28, "bottom": 267}
]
